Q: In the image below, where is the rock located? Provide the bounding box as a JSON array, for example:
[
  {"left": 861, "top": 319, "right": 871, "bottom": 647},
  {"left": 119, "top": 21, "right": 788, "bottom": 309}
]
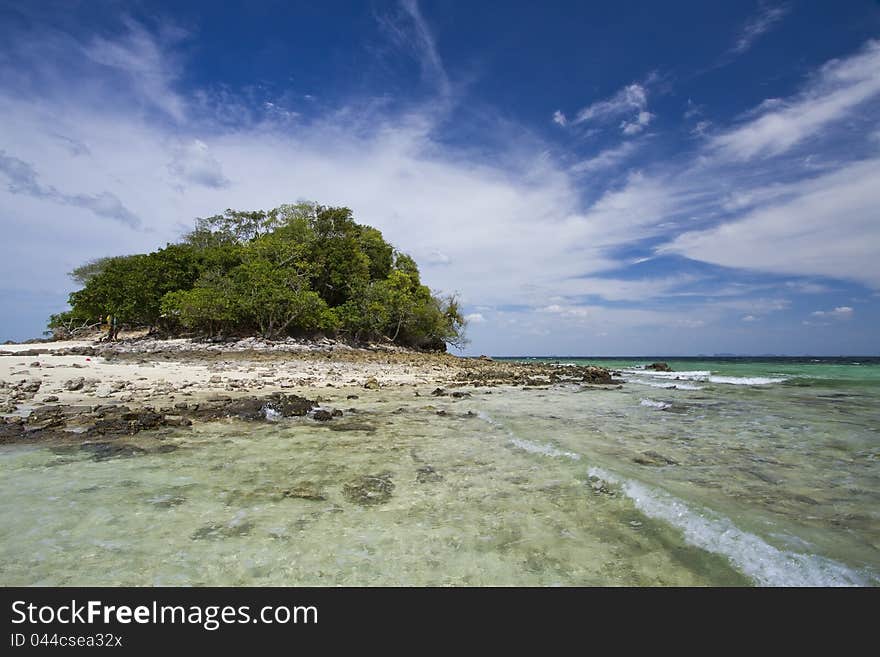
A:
[
  {"left": 477, "top": 355, "right": 493, "bottom": 361},
  {"left": 581, "top": 366, "right": 613, "bottom": 384},
  {"left": 431, "top": 387, "right": 447, "bottom": 396},
  {"left": 64, "top": 377, "right": 85, "bottom": 391},
  {"left": 451, "top": 391, "right": 471, "bottom": 398},
  {"left": 588, "top": 476, "right": 615, "bottom": 496},
  {"left": 633, "top": 450, "right": 678, "bottom": 466},
  {"left": 343, "top": 473, "right": 394, "bottom": 506},
  {"left": 363, "top": 378, "right": 380, "bottom": 390},
  {"left": 18, "top": 380, "right": 42, "bottom": 393},
  {"left": 416, "top": 465, "right": 443, "bottom": 483},
  {"left": 263, "top": 393, "right": 314, "bottom": 417},
  {"left": 42, "top": 396, "right": 59, "bottom": 403},
  {"left": 647, "top": 362, "right": 672, "bottom": 372},
  {"left": 283, "top": 482, "right": 326, "bottom": 501},
  {"left": 312, "top": 409, "right": 334, "bottom": 422},
  {"left": 80, "top": 442, "right": 148, "bottom": 460},
  {"left": 346, "top": 394, "right": 359, "bottom": 400}
]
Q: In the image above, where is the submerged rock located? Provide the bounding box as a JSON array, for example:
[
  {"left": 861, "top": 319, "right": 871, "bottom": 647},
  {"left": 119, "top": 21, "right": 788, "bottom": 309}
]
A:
[
  {"left": 416, "top": 465, "right": 443, "bottom": 483},
  {"left": 588, "top": 476, "right": 615, "bottom": 496},
  {"left": 283, "top": 482, "right": 327, "bottom": 501},
  {"left": 633, "top": 450, "right": 679, "bottom": 466},
  {"left": 343, "top": 473, "right": 395, "bottom": 506},
  {"left": 646, "top": 362, "right": 672, "bottom": 372}
]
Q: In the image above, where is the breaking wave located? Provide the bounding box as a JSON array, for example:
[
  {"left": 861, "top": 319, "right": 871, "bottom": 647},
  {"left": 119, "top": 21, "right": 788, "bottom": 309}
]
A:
[{"left": 588, "top": 467, "right": 873, "bottom": 587}]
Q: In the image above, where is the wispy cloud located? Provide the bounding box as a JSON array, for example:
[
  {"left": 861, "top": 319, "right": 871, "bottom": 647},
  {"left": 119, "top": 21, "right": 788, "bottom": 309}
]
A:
[
  {"left": 569, "top": 82, "right": 655, "bottom": 135},
  {"left": 378, "top": 0, "right": 450, "bottom": 99},
  {"left": 811, "top": 306, "right": 854, "bottom": 318},
  {"left": 731, "top": 3, "right": 791, "bottom": 55},
  {"left": 660, "top": 159, "right": 880, "bottom": 288},
  {"left": 710, "top": 40, "right": 880, "bottom": 160},
  {"left": 0, "top": 150, "right": 141, "bottom": 227},
  {"left": 570, "top": 140, "right": 641, "bottom": 174}
]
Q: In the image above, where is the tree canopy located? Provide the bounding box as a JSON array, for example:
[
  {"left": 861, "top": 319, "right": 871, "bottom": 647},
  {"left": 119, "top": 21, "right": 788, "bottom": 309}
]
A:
[{"left": 50, "top": 203, "right": 466, "bottom": 350}]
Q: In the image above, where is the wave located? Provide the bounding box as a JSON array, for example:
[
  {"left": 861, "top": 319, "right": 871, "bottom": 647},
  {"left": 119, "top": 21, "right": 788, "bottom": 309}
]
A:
[
  {"left": 640, "top": 399, "right": 671, "bottom": 410},
  {"left": 509, "top": 438, "right": 581, "bottom": 460},
  {"left": 708, "top": 375, "right": 788, "bottom": 385},
  {"left": 624, "top": 369, "right": 711, "bottom": 380},
  {"left": 627, "top": 378, "right": 704, "bottom": 390},
  {"left": 477, "top": 411, "right": 580, "bottom": 460},
  {"left": 588, "top": 467, "right": 872, "bottom": 586},
  {"left": 623, "top": 368, "right": 788, "bottom": 386}
]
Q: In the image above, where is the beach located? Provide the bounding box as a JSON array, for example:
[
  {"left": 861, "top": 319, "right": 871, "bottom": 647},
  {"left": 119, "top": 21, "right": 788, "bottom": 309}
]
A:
[{"left": 1, "top": 337, "right": 878, "bottom": 586}]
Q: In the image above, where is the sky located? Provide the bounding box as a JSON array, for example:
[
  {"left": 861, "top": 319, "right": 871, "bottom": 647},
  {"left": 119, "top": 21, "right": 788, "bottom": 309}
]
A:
[{"left": 0, "top": 0, "right": 879, "bottom": 355}]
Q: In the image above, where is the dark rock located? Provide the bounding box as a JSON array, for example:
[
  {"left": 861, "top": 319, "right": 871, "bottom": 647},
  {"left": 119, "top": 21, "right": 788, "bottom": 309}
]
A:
[
  {"left": 416, "top": 465, "right": 443, "bottom": 483},
  {"left": 312, "top": 409, "right": 334, "bottom": 422},
  {"left": 80, "top": 442, "right": 148, "bottom": 460},
  {"left": 431, "top": 387, "right": 447, "bottom": 396},
  {"left": 633, "top": 450, "right": 678, "bottom": 466},
  {"left": 451, "top": 391, "right": 471, "bottom": 398},
  {"left": 646, "top": 362, "right": 672, "bottom": 372},
  {"left": 64, "top": 377, "right": 85, "bottom": 391},
  {"left": 343, "top": 473, "right": 394, "bottom": 506},
  {"left": 327, "top": 422, "right": 376, "bottom": 433},
  {"left": 283, "top": 482, "right": 326, "bottom": 501}
]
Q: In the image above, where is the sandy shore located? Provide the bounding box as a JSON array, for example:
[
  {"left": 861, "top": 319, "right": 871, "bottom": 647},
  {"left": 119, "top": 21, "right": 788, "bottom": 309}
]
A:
[{"left": 0, "top": 335, "right": 618, "bottom": 446}]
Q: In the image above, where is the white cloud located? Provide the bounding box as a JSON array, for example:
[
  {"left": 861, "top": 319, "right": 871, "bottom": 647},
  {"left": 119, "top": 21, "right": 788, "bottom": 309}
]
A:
[
  {"left": 620, "top": 110, "right": 654, "bottom": 135},
  {"left": 0, "top": 149, "right": 141, "bottom": 227},
  {"left": 83, "top": 18, "right": 187, "bottom": 122},
  {"left": 572, "top": 82, "right": 654, "bottom": 135},
  {"left": 168, "top": 140, "right": 230, "bottom": 189},
  {"left": 659, "top": 159, "right": 880, "bottom": 288},
  {"left": 378, "top": 0, "right": 450, "bottom": 99},
  {"left": 742, "top": 315, "right": 758, "bottom": 322},
  {"left": 710, "top": 40, "right": 880, "bottom": 160},
  {"left": 570, "top": 140, "right": 640, "bottom": 174},
  {"left": 552, "top": 110, "right": 567, "bottom": 127},
  {"left": 691, "top": 120, "right": 712, "bottom": 138},
  {"left": 811, "top": 306, "right": 853, "bottom": 318},
  {"left": 731, "top": 3, "right": 791, "bottom": 55},
  {"left": 464, "top": 313, "right": 485, "bottom": 323}
]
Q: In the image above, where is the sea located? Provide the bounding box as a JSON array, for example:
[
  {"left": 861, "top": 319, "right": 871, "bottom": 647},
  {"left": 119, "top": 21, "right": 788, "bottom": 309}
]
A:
[{"left": 1, "top": 356, "right": 878, "bottom": 586}]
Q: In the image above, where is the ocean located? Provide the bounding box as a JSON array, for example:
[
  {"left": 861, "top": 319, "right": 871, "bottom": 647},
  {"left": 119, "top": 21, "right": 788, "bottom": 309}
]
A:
[{"left": 1, "top": 357, "right": 877, "bottom": 586}]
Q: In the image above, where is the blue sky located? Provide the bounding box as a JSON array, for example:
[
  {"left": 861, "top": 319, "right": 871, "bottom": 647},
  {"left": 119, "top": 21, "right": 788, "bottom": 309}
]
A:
[{"left": 0, "top": 1, "right": 878, "bottom": 355}]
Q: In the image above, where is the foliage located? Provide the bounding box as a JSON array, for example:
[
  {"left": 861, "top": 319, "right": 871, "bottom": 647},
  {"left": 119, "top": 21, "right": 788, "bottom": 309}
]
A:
[{"left": 53, "top": 203, "right": 467, "bottom": 349}]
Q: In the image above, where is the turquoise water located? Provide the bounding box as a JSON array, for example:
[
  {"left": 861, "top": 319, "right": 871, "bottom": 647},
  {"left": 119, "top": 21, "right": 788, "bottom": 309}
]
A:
[{"left": 0, "top": 357, "right": 878, "bottom": 586}]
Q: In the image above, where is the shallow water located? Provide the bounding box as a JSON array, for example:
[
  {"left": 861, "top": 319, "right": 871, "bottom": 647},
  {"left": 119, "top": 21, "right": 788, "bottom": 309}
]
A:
[{"left": 1, "top": 358, "right": 878, "bottom": 586}]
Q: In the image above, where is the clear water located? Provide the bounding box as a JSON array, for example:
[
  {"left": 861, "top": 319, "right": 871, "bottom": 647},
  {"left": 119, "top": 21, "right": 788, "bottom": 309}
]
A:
[{"left": 1, "top": 357, "right": 878, "bottom": 586}]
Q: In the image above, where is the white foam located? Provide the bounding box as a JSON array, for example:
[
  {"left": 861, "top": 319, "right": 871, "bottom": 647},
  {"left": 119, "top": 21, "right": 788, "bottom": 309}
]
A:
[
  {"left": 628, "top": 378, "right": 704, "bottom": 390},
  {"left": 624, "top": 368, "right": 788, "bottom": 387},
  {"left": 510, "top": 438, "right": 581, "bottom": 460},
  {"left": 262, "top": 406, "right": 282, "bottom": 421},
  {"left": 640, "top": 399, "right": 671, "bottom": 410},
  {"left": 708, "top": 375, "right": 788, "bottom": 385},
  {"left": 478, "top": 412, "right": 580, "bottom": 460},
  {"left": 625, "top": 369, "right": 712, "bottom": 381},
  {"left": 588, "top": 467, "right": 872, "bottom": 587}
]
